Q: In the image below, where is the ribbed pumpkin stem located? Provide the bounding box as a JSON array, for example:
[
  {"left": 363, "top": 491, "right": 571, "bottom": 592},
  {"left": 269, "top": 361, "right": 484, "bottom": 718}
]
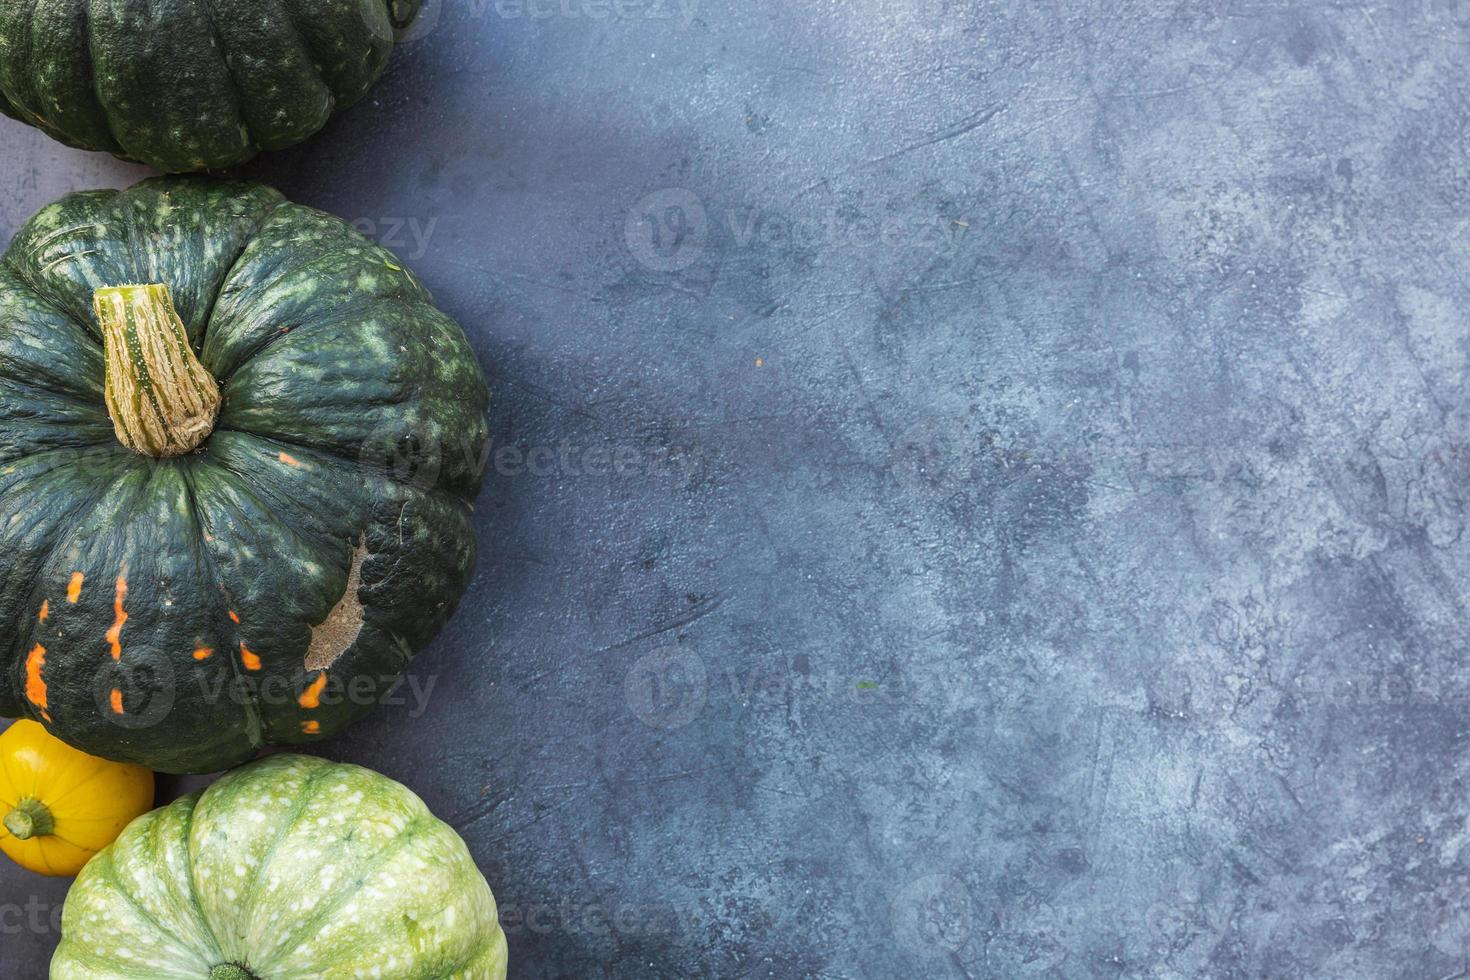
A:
[
  {"left": 388, "top": 0, "right": 420, "bottom": 30},
  {"left": 95, "top": 284, "right": 220, "bottom": 458},
  {"left": 3, "top": 798, "right": 54, "bottom": 840}
]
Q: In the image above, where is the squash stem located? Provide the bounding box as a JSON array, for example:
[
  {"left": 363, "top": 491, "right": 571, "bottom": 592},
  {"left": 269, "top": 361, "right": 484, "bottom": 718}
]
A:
[
  {"left": 3, "top": 798, "right": 54, "bottom": 840},
  {"left": 95, "top": 283, "right": 220, "bottom": 458},
  {"left": 209, "top": 965, "right": 259, "bottom": 980},
  {"left": 389, "top": 0, "right": 421, "bottom": 30}
]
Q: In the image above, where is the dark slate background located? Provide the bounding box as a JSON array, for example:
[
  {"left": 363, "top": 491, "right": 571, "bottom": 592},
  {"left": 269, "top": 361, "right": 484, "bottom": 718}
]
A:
[{"left": 4, "top": 1, "right": 1470, "bottom": 977}]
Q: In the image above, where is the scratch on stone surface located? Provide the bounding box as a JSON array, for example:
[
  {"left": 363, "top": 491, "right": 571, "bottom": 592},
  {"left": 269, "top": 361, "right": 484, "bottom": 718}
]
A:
[
  {"left": 601, "top": 594, "right": 725, "bottom": 650},
  {"left": 867, "top": 104, "right": 1003, "bottom": 165},
  {"left": 494, "top": 373, "right": 610, "bottom": 427},
  {"left": 550, "top": 764, "right": 734, "bottom": 793},
  {"left": 504, "top": 270, "right": 605, "bottom": 302},
  {"left": 1085, "top": 712, "right": 1117, "bottom": 845},
  {"left": 836, "top": 341, "right": 894, "bottom": 455},
  {"left": 1275, "top": 774, "right": 1311, "bottom": 819},
  {"left": 482, "top": 797, "right": 580, "bottom": 842}
]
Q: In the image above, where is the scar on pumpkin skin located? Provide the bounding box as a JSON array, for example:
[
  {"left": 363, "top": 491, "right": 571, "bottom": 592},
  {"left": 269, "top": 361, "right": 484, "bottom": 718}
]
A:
[
  {"left": 305, "top": 536, "right": 368, "bottom": 672},
  {"left": 38, "top": 600, "right": 48, "bottom": 624},
  {"left": 228, "top": 610, "right": 240, "bottom": 624},
  {"left": 25, "top": 643, "right": 48, "bottom": 719},
  {"left": 110, "top": 689, "right": 124, "bottom": 715},
  {"left": 301, "top": 720, "right": 321, "bottom": 734},
  {"left": 240, "top": 643, "right": 262, "bottom": 671},
  {"left": 299, "top": 671, "right": 328, "bottom": 709},
  {"left": 66, "top": 572, "right": 84, "bottom": 603},
  {"left": 278, "top": 451, "right": 303, "bottom": 468},
  {"left": 106, "top": 576, "right": 128, "bottom": 661},
  {"left": 193, "top": 646, "right": 214, "bottom": 661}
]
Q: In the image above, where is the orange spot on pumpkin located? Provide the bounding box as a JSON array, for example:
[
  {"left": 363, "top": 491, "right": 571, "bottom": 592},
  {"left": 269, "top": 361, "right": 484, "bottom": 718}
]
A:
[
  {"left": 299, "top": 671, "right": 328, "bottom": 709},
  {"left": 228, "top": 610, "right": 240, "bottom": 624},
  {"left": 24, "top": 644, "right": 48, "bottom": 719},
  {"left": 301, "top": 720, "right": 321, "bottom": 735},
  {"left": 105, "top": 576, "right": 128, "bottom": 661},
  {"left": 278, "top": 451, "right": 302, "bottom": 468},
  {"left": 193, "top": 646, "right": 214, "bottom": 661},
  {"left": 66, "top": 572, "right": 84, "bottom": 604},
  {"left": 38, "top": 600, "right": 48, "bottom": 624},
  {"left": 110, "top": 688, "right": 124, "bottom": 715},
  {"left": 240, "top": 643, "right": 261, "bottom": 671}
]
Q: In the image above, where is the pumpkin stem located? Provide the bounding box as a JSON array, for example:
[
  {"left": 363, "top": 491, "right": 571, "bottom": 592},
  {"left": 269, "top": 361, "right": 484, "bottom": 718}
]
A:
[
  {"left": 3, "top": 798, "right": 55, "bottom": 840},
  {"left": 95, "top": 283, "right": 220, "bottom": 458},
  {"left": 209, "top": 966, "right": 258, "bottom": 980},
  {"left": 388, "top": 0, "right": 421, "bottom": 30}
]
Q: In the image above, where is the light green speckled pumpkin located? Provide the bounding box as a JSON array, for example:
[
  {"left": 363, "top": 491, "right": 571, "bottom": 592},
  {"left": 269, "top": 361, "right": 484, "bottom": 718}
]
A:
[{"left": 52, "top": 754, "right": 509, "bottom": 980}]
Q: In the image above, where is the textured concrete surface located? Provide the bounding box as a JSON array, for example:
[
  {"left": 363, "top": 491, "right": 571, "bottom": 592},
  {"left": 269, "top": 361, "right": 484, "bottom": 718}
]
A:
[{"left": 4, "top": 1, "right": 1470, "bottom": 977}]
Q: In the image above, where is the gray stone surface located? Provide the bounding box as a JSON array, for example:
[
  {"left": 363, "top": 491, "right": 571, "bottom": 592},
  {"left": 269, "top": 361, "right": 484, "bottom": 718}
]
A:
[{"left": 4, "top": 1, "right": 1470, "bottom": 977}]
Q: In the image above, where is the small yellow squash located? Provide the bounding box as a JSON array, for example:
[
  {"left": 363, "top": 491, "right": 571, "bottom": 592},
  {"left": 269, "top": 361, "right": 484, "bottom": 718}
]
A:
[{"left": 0, "top": 720, "right": 153, "bottom": 876}]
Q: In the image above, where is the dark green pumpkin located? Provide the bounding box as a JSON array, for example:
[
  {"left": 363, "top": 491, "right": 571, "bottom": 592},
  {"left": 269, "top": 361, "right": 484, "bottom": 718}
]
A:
[
  {"left": 0, "top": 177, "right": 489, "bottom": 773},
  {"left": 0, "top": 0, "right": 421, "bottom": 172}
]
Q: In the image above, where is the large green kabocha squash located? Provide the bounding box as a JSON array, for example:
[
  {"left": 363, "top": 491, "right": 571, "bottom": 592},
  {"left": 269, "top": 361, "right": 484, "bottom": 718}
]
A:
[
  {"left": 0, "top": 0, "right": 422, "bottom": 172},
  {"left": 53, "top": 754, "right": 509, "bottom": 979},
  {"left": 0, "top": 177, "right": 489, "bottom": 773}
]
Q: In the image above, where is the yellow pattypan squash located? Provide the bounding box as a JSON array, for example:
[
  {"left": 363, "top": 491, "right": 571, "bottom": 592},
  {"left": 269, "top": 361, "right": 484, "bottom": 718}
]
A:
[{"left": 0, "top": 720, "right": 153, "bottom": 876}]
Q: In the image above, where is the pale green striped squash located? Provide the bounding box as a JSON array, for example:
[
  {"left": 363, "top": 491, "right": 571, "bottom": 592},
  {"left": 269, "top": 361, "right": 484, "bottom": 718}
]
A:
[{"left": 53, "top": 754, "right": 509, "bottom": 980}]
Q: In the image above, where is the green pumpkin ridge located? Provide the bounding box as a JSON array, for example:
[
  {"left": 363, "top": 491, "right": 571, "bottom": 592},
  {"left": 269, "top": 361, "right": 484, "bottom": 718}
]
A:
[{"left": 0, "top": 0, "right": 421, "bottom": 171}]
